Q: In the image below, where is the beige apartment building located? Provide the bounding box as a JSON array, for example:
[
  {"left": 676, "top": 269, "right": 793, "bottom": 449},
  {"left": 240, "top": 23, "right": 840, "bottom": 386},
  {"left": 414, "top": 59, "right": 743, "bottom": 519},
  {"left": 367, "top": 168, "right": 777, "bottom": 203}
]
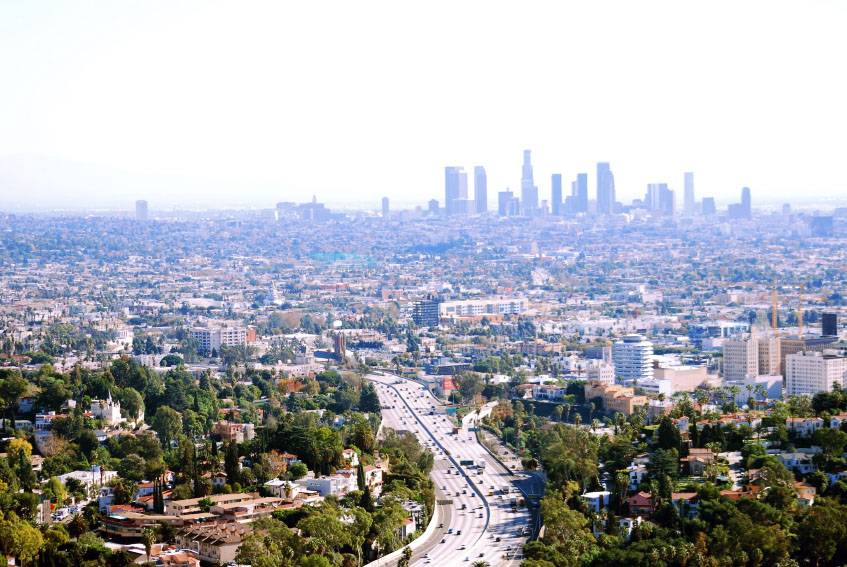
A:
[{"left": 723, "top": 335, "right": 758, "bottom": 381}]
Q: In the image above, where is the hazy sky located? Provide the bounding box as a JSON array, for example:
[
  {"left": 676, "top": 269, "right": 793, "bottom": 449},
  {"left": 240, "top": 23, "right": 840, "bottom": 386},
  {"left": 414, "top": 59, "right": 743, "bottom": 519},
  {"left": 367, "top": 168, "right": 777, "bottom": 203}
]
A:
[{"left": 1, "top": 1, "right": 846, "bottom": 210}]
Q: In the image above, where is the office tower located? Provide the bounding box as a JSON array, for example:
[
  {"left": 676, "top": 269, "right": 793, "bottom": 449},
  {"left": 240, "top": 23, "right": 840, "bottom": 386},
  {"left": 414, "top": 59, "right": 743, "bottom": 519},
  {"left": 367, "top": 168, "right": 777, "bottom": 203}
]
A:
[
  {"left": 427, "top": 199, "right": 439, "bottom": 214},
  {"left": 683, "top": 172, "right": 695, "bottom": 215},
  {"left": 822, "top": 312, "right": 838, "bottom": 336},
  {"left": 780, "top": 335, "right": 838, "bottom": 375},
  {"left": 444, "top": 166, "right": 468, "bottom": 215},
  {"left": 741, "top": 186, "right": 751, "bottom": 217},
  {"left": 810, "top": 216, "right": 834, "bottom": 237},
  {"left": 786, "top": 351, "right": 847, "bottom": 396},
  {"left": 381, "top": 197, "right": 389, "bottom": 217},
  {"left": 520, "top": 150, "right": 538, "bottom": 216},
  {"left": 498, "top": 190, "right": 514, "bottom": 217},
  {"left": 412, "top": 297, "right": 441, "bottom": 327},
  {"left": 474, "top": 166, "right": 488, "bottom": 214},
  {"left": 723, "top": 335, "right": 759, "bottom": 381},
  {"left": 612, "top": 334, "right": 654, "bottom": 383},
  {"left": 702, "top": 197, "right": 716, "bottom": 215},
  {"left": 571, "top": 173, "right": 588, "bottom": 213},
  {"left": 645, "top": 183, "right": 674, "bottom": 215},
  {"left": 135, "top": 200, "right": 149, "bottom": 221},
  {"left": 596, "top": 162, "right": 616, "bottom": 214},
  {"left": 551, "top": 174, "right": 562, "bottom": 215},
  {"left": 757, "top": 335, "right": 781, "bottom": 376}
]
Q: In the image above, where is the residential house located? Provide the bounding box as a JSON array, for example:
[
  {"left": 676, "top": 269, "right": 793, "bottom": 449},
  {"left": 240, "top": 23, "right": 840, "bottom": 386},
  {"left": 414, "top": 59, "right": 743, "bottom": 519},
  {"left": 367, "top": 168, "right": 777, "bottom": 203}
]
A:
[
  {"left": 777, "top": 452, "right": 816, "bottom": 474},
  {"left": 176, "top": 522, "right": 252, "bottom": 565},
  {"left": 211, "top": 421, "right": 255, "bottom": 444},
  {"left": 626, "top": 491, "right": 655, "bottom": 516},
  {"left": 681, "top": 448, "right": 716, "bottom": 476},
  {"left": 786, "top": 417, "right": 824, "bottom": 438},
  {"left": 581, "top": 491, "right": 611, "bottom": 513},
  {"left": 671, "top": 492, "right": 700, "bottom": 519},
  {"left": 829, "top": 413, "right": 847, "bottom": 430}
]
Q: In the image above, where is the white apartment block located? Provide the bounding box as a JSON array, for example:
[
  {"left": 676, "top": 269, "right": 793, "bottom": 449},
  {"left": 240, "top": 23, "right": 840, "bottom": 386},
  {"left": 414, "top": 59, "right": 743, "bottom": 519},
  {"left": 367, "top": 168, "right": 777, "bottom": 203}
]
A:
[
  {"left": 786, "top": 351, "right": 847, "bottom": 396},
  {"left": 190, "top": 326, "right": 247, "bottom": 353},
  {"left": 722, "top": 335, "right": 758, "bottom": 381},
  {"left": 439, "top": 297, "right": 526, "bottom": 318},
  {"left": 612, "top": 335, "right": 654, "bottom": 383},
  {"left": 295, "top": 472, "right": 358, "bottom": 497}
]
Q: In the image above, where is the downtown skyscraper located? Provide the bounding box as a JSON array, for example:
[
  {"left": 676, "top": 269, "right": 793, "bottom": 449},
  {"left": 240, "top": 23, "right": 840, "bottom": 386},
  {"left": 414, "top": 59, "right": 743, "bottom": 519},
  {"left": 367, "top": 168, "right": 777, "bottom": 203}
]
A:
[
  {"left": 683, "top": 172, "right": 695, "bottom": 215},
  {"left": 571, "top": 173, "right": 588, "bottom": 214},
  {"left": 520, "top": 150, "right": 538, "bottom": 216},
  {"left": 596, "top": 162, "right": 616, "bottom": 214},
  {"left": 551, "top": 173, "right": 562, "bottom": 215},
  {"left": 474, "top": 166, "right": 488, "bottom": 214},
  {"left": 444, "top": 166, "right": 468, "bottom": 215}
]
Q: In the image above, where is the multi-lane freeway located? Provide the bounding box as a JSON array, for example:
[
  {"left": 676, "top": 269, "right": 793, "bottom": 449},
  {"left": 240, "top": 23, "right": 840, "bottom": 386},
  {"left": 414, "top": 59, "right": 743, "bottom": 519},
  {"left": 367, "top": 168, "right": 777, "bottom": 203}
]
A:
[{"left": 369, "top": 374, "right": 531, "bottom": 566}]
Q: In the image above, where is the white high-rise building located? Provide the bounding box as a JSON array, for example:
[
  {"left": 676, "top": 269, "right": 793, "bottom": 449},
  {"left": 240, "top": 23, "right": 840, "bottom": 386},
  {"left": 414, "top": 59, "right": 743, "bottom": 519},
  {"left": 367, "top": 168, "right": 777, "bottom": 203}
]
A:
[
  {"left": 191, "top": 326, "right": 247, "bottom": 354},
  {"left": 786, "top": 351, "right": 847, "bottom": 396},
  {"left": 683, "top": 172, "right": 695, "bottom": 215},
  {"left": 612, "top": 335, "right": 654, "bottom": 384},
  {"left": 723, "top": 335, "right": 759, "bottom": 381}
]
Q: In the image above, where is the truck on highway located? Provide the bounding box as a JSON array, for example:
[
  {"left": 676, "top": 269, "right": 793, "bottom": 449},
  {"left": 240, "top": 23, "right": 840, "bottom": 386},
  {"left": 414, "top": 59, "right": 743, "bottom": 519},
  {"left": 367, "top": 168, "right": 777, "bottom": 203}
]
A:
[
  {"left": 459, "top": 459, "right": 475, "bottom": 467},
  {"left": 477, "top": 460, "right": 486, "bottom": 469},
  {"left": 451, "top": 427, "right": 460, "bottom": 435}
]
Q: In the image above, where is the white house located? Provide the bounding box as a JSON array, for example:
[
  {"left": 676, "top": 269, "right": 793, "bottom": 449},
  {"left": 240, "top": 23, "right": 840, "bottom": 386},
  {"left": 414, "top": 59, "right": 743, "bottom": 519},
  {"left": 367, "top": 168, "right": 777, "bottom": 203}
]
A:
[{"left": 581, "top": 491, "right": 611, "bottom": 513}]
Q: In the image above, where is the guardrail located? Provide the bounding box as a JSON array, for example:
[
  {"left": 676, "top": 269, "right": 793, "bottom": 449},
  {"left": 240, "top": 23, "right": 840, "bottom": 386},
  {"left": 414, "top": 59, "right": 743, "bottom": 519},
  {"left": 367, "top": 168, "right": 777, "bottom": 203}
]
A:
[{"left": 473, "top": 425, "right": 517, "bottom": 477}]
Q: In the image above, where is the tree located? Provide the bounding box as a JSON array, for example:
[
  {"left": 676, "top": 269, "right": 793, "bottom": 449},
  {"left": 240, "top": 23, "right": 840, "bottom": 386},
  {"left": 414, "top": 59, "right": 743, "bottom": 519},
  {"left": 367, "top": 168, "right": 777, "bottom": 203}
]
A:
[
  {"left": 648, "top": 448, "right": 679, "bottom": 479},
  {"left": 0, "top": 513, "right": 43, "bottom": 566},
  {"left": 45, "top": 476, "right": 66, "bottom": 505},
  {"left": 7, "top": 438, "right": 35, "bottom": 490},
  {"left": 225, "top": 442, "right": 241, "bottom": 485},
  {"left": 796, "top": 500, "right": 847, "bottom": 566},
  {"left": 0, "top": 371, "right": 28, "bottom": 424},
  {"left": 538, "top": 424, "right": 599, "bottom": 490},
  {"left": 536, "top": 493, "right": 598, "bottom": 566},
  {"left": 359, "top": 383, "right": 382, "bottom": 413},
  {"left": 289, "top": 461, "right": 308, "bottom": 480},
  {"left": 151, "top": 406, "right": 182, "bottom": 448},
  {"left": 397, "top": 546, "right": 412, "bottom": 567},
  {"left": 552, "top": 405, "right": 564, "bottom": 422},
  {"left": 457, "top": 373, "right": 484, "bottom": 404},
  {"left": 655, "top": 416, "right": 682, "bottom": 452},
  {"left": 142, "top": 527, "right": 156, "bottom": 564},
  {"left": 119, "top": 387, "right": 145, "bottom": 421},
  {"left": 119, "top": 454, "right": 147, "bottom": 482}
]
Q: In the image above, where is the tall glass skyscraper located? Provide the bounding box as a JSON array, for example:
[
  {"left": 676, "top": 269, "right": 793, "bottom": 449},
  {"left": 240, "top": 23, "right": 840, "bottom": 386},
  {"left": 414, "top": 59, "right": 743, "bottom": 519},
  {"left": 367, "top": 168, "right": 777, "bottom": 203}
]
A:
[
  {"left": 474, "top": 166, "right": 488, "bottom": 214},
  {"left": 551, "top": 173, "right": 562, "bottom": 215},
  {"left": 444, "top": 166, "right": 467, "bottom": 215},
  {"left": 683, "top": 172, "right": 695, "bottom": 215},
  {"left": 520, "top": 150, "right": 538, "bottom": 216},
  {"left": 572, "top": 173, "right": 588, "bottom": 213},
  {"left": 741, "top": 186, "right": 751, "bottom": 217},
  {"left": 596, "top": 162, "right": 615, "bottom": 214}
]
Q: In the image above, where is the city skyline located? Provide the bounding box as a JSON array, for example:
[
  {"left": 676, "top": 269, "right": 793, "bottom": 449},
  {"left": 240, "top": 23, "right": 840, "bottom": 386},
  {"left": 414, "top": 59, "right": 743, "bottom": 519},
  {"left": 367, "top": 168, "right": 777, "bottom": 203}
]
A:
[{"left": 2, "top": 1, "right": 847, "bottom": 210}]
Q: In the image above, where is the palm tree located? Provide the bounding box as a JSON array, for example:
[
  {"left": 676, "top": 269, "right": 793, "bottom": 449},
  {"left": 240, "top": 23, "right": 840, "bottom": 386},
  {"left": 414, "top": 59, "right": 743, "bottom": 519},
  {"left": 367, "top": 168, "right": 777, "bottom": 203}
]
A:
[
  {"left": 472, "top": 561, "right": 490, "bottom": 567},
  {"left": 142, "top": 527, "right": 156, "bottom": 565}
]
